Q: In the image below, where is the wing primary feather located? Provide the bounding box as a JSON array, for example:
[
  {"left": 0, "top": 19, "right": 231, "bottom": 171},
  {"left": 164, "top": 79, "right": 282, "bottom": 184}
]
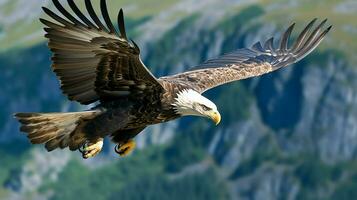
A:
[
  {"left": 67, "top": 0, "right": 97, "bottom": 29},
  {"left": 52, "top": 0, "right": 85, "bottom": 27},
  {"left": 131, "top": 39, "right": 140, "bottom": 54},
  {"left": 298, "top": 19, "right": 327, "bottom": 52},
  {"left": 251, "top": 42, "right": 265, "bottom": 53},
  {"left": 100, "top": 0, "right": 118, "bottom": 35},
  {"left": 118, "top": 9, "right": 128, "bottom": 40},
  {"left": 85, "top": 0, "right": 108, "bottom": 31},
  {"left": 290, "top": 18, "right": 317, "bottom": 52},
  {"left": 42, "top": 7, "right": 72, "bottom": 27},
  {"left": 264, "top": 37, "right": 275, "bottom": 55},
  {"left": 295, "top": 25, "right": 331, "bottom": 60},
  {"left": 40, "top": 18, "right": 63, "bottom": 29},
  {"left": 279, "top": 23, "right": 295, "bottom": 52}
]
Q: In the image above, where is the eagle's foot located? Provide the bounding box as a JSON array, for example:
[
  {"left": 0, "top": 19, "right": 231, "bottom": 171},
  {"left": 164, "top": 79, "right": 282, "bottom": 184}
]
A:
[
  {"left": 81, "top": 138, "right": 104, "bottom": 159},
  {"left": 115, "top": 139, "right": 136, "bottom": 156}
]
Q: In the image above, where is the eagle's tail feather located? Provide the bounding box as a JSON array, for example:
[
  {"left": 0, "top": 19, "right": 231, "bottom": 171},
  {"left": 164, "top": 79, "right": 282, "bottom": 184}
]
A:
[{"left": 15, "top": 111, "right": 98, "bottom": 151}]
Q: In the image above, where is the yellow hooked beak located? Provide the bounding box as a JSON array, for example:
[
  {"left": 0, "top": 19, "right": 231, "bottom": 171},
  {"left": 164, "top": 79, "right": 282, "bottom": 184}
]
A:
[{"left": 209, "top": 111, "right": 221, "bottom": 125}]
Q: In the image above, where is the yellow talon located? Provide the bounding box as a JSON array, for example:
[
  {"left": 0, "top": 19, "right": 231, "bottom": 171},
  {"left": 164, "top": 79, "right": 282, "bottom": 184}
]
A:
[
  {"left": 81, "top": 139, "right": 103, "bottom": 159},
  {"left": 115, "top": 140, "right": 136, "bottom": 156}
]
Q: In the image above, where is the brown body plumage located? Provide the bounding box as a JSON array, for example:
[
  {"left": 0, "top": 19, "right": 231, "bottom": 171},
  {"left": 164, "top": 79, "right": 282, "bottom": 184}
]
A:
[{"left": 15, "top": 0, "right": 331, "bottom": 158}]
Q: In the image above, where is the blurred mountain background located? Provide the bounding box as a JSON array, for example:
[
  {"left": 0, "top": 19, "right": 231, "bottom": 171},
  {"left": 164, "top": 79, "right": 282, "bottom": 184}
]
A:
[{"left": 1, "top": 0, "right": 356, "bottom": 199}]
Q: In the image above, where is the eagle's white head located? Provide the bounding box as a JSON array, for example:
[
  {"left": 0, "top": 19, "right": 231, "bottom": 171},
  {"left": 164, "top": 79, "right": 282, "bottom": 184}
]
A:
[{"left": 172, "top": 89, "right": 221, "bottom": 125}]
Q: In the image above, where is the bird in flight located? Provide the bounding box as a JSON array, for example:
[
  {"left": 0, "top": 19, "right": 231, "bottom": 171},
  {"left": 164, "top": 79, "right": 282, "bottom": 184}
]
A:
[{"left": 15, "top": 0, "right": 331, "bottom": 159}]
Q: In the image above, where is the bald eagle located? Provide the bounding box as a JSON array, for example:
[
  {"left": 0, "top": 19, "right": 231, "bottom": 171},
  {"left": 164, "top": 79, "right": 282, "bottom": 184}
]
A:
[{"left": 15, "top": 0, "right": 331, "bottom": 158}]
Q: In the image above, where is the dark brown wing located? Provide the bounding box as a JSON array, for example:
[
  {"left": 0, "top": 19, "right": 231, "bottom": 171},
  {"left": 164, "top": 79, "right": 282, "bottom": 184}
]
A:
[
  {"left": 42, "top": 0, "right": 163, "bottom": 104},
  {"left": 162, "top": 19, "right": 331, "bottom": 93}
]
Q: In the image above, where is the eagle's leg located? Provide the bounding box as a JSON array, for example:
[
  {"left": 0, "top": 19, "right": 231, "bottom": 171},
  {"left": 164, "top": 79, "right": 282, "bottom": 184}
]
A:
[
  {"left": 115, "top": 139, "right": 136, "bottom": 156},
  {"left": 81, "top": 138, "right": 104, "bottom": 159}
]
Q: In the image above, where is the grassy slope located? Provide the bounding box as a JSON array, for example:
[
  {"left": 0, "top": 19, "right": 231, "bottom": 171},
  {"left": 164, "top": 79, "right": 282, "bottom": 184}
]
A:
[
  {"left": 0, "top": 0, "right": 177, "bottom": 51},
  {"left": 1, "top": 0, "right": 356, "bottom": 64}
]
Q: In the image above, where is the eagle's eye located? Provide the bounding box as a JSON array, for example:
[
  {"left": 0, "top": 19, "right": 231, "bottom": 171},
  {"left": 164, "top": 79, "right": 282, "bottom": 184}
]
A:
[{"left": 200, "top": 104, "right": 212, "bottom": 111}]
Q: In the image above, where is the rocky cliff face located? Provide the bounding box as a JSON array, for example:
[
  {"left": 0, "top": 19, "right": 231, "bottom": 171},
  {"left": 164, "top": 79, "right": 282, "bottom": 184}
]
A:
[{"left": 0, "top": 1, "right": 356, "bottom": 200}]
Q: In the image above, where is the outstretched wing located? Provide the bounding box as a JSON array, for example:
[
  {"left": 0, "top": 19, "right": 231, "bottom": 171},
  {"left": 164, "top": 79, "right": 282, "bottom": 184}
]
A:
[
  {"left": 162, "top": 19, "right": 331, "bottom": 93},
  {"left": 42, "top": 0, "right": 163, "bottom": 104}
]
